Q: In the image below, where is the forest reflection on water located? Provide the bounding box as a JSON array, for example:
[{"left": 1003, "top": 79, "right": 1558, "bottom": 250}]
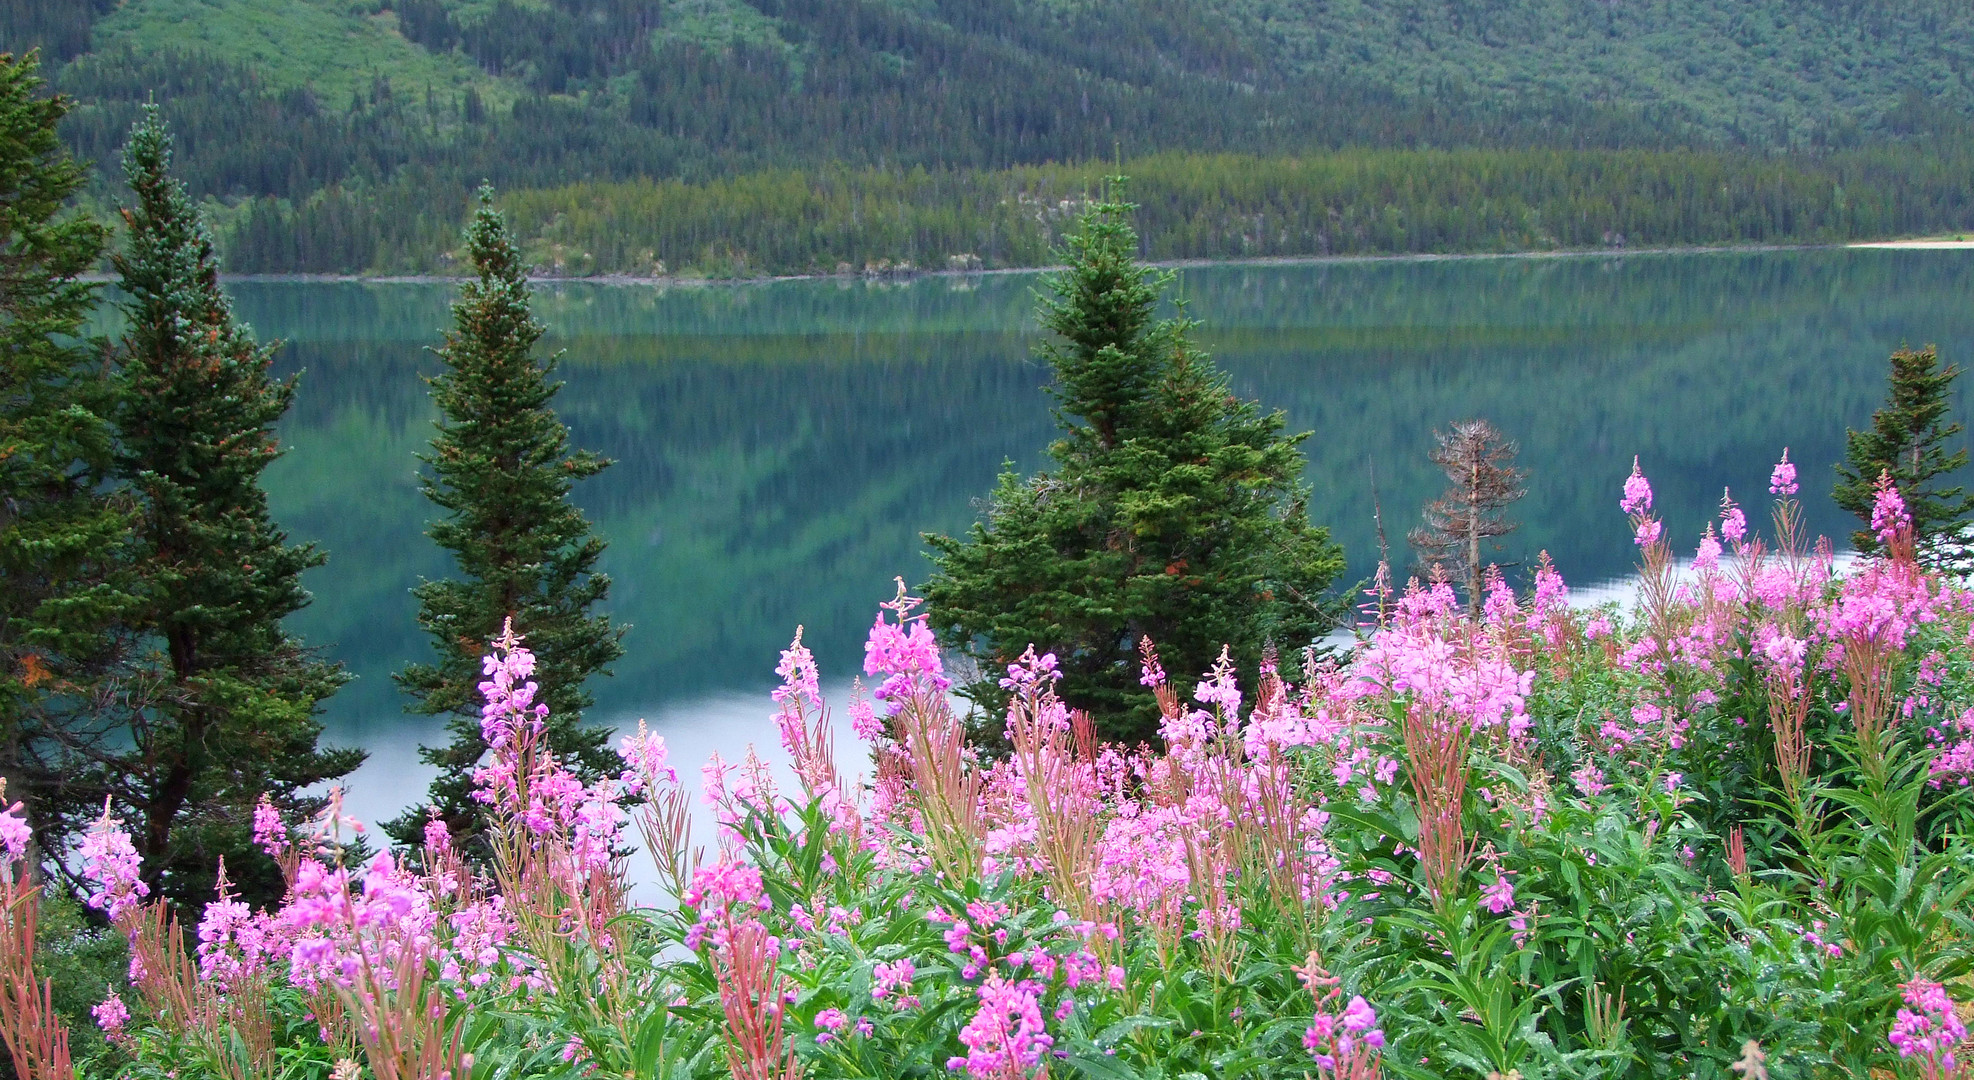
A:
[{"left": 238, "top": 248, "right": 1974, "bottom": 827}]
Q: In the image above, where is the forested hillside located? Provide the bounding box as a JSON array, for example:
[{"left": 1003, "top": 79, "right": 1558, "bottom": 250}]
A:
[{"left": 6, "top": 0, "right": 1974, "bottom": 274}]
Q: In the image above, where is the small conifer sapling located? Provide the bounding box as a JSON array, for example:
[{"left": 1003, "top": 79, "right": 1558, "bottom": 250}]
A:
[{"left": 1833, "top": 344, "right": 1974, "bottom": 559}]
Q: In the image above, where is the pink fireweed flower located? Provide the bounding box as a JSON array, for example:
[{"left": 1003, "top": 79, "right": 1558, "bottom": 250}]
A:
[
  {"left": 252, "top": 794, "right": 285, "bottom": 858},
  {"left": 1933, "top": 707, "right": 1974, "bottom": 787},
  {"left": 1694, "top": 526, "right": 1723, "bottom": 573},
  {"left": 1720, "top": 489, "right": 1748, "bottom": 544},
  {"left": 1872, "top": 470, "right": 1912, "bottom": 546},
  {"left": 1755, "top": 625, "right": 1808, "bottom": 679},
  {"left": 701, "top": 752, "right": 730, "bottom": 808},
  {"left": 1349, "top": 624, "right": 1535, "bottom": 735},
  {"left": 443, "top": 896, "right": 515, "bottom": 987},
  {"left": 478, "top": 621, "right": 547, "bottom": 751},
  {"left": 422, "top": 814, "right": 452, "bottom": 859},
  {"left": 570, "top": 779, "right": 628, "bottom": 872},
  {"left": 774, "top": 626, "right": 821, "bottom": 707},
  {"left": 81, "top": 802, "right": 149, "bottom": 922},
  {"left": 197, "top": 887, "right": 275, "bottom": 992},
  {"left": 683, "top": 860, "right": 772, "bottom": 951},
  {"left": 92, "top": 994, "right": 129, "bottom": 1041},
  {"left": 946, "top": 973, "right": 1053, "bottom": 1079},
  {"left": 999, "top": 646, "right": 1061, "bottom": 694},
  {"left": 1304, "top": 992, "right": 1386, "bottom": 1075},
  {"left": 1139, "top": 639, "right": 1167, "bottom": 688},
  {"left": 1193, "top": 646, "right": 1243, "bottom": 715},
  {"left": 847, "top": 690, "right": 885, "bottom": 740},
  {"left": 617, "top": 720, "right": 677, "bottom": 793},
  {"left": 1480, "top": 871, "right": 1515, "bottom": 914},
  {"left": 866, "top": 599, "right": 951, "bottom": 713},
  {"left": 1888, "top": 978, "right": 1967, "bottom": 1079},
  {"left": 815, "top": 1007, "right": 849, "bottom": 1044},
  {"left": 0, "top": 801, "right": 29, "bottom": 863},
  {"left": 1634, "top": 519, "right": 1663, "bottom": 547},
  {"left": 872, "top": 958, "right": 916, "bottom": 1003},
  {"left": 1394, "top": 578, "right": 1460, "bottom": 622},
  {"left": 1620, "top": 456, "right": 1653, "bottom": 514},
  {"left": 1769, "top": 448, "right": 1798, "bottom": 496},
  {"left": 1482, "top": 571, "right": 1517, "bottom": 626},
  {"left": 1531, "top": 553, "right": 1569, "bottom": 615}
]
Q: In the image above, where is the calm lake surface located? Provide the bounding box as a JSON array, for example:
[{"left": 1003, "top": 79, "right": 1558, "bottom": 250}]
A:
[{"left": 235, "top": 249, "right": 1974, "bottom": 826}]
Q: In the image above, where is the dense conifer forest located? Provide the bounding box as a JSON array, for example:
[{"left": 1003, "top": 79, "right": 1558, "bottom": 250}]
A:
[{"left": 6, "top": 0, "right": 1974, "bottom": 274}]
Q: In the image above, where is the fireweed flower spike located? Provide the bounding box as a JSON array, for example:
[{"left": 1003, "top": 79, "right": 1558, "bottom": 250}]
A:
[
  {"left": 252, "top": 794, "right": 286, "bottom": 858},
  {"left": 80, "top": 800, "right": 149, "bottom": 923},
  {"left": 92, "top": 994, "right": 130, "bottom": 1043},
  {"left": 1721, "top": 489, "right": 1748, "bottom": 545},
  {"left": 0, "top": 801, "right": 28, "bottom": 864},
  {"left": 947, "top": 973, "right": 1053, "bottom": 1079},
  {"left": 1888, "top": 978, "right": 1968, "bottom": 1080},
  {"left": 1620, "top": 456, "right": 1653, "bottom": 514},
  {"left": 1769, "top": 448, "right": 1798, "bottom": 496},
  {"left": 866, "top": 578, "right": 952, "bottom": 714},
  {"left": 1694, "top": 525, "right": 1723, "bottom": 573},
  {"left": 1872, "top": 469, "right": 1912, "bottom": 547},
  {"left": 1296, "top": 953, "right": 1385, "bottom": 1080}
]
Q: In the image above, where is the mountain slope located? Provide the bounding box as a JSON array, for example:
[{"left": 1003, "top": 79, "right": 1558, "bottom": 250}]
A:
[
  {"left": 5, "top": 0, "right": 1974, "bottom": 273},
  {"left": 1237, "top": 0, "right": 1974, "bottom": 144}
]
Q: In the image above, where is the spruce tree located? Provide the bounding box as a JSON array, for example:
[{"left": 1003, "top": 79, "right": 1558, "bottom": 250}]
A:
[
  {"left": 388, "top": 190, "right": 623, "bottom": 848},
  {"left": 105, "top": 107, "right": 359, "bottom": 908},
  {"left": 1833, "top": 344, "right": 1974, "bottom": 558},
  {"left": 0, "top": 51, "right": 135, "bottom": 871},
  {"left": 924, "top": 187, "right": 1346, "bottom": 745}
]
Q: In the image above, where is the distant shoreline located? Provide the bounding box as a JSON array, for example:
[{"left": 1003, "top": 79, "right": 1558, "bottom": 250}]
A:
[
  {"left": 1845, "top": 238, "right": 1974, "bottom": 249},
  {"left": 79, "top": 237, "right": 1973, "bottom": 288}
]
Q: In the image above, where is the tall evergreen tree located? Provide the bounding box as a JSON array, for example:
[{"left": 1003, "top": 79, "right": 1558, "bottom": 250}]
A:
[
  {"left": 924, "top": 187, "right": 1346, "bottom": 745},
  {"left": 0, "top": 50, "right": 134, "bottom": 871},
  {"left": 388, "top": 190, "right": 623, "bottom": 848},
  {"left": 98, "top": 107, "right": 358, "bottom": 909},
  {"left": 1833, "top": 344, "right": 1974, "bottom": 557}
]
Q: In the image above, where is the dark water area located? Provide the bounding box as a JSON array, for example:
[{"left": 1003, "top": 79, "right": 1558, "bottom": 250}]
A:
[{"left": 218, "top": 249, "right": 1974, "bottom": 818}]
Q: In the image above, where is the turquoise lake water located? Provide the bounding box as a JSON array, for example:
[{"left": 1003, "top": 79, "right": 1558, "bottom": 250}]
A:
[{"left": 227, "top": 249, "right": 1974, "bottom": 823}]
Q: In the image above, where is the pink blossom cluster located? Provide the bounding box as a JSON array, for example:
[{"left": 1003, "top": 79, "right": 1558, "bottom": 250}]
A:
[
  {"left": 1769, "top": 448, "right": 1798, "bottom": 496},
  {"left": 1303, "top": 995, "right": 1385, "bottom": 1073},
  {"left": 683, "top": 860, "right": 773, "bottom": 952},
  {"left": 469, "top": 633, "right": 636, "bottom": 881},
  {"left": 617, "top": 720, "right": 677, "bottom": 795},
  {"left": 283, "top": 852, "right": 439, "bottom": 993},
  {"left": 252, "top": 794, "right": 286, "bottom": 857},
  {"left": 865, "top": 585, "right": 952, "bottom": 715},
  {"left": 872, "top": 958, "right": 919, "bottom": 1008},
  {"left": 0, "top": 801, "right": 29, "bottom": 864},
  {"left": 80, "top": 804, "right": 149, "bottom": 922},
  {"left": 1620, "top": 457, "right": 1654, "bottom": 514},
  {"left": 1349, "top": 611, "right": 1534, "bottom": 737},
  {"left": 946, "top": 972, "right": 1054, "bottom": 1079},
  {"left": 1888, "top": 978, "right": 1967, "bottom": 1079},
  {"left": 1872, "top": 471, "right": 1912, "bottom": 546},
  {"left": 478, "top": 620, "right": 548, "bottom": 751},
  {"left": 1933, "top": 706, "right": 1974, "bottom": 786}
]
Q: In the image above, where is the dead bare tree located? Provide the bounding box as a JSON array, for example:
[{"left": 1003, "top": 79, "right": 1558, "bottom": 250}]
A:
[{"left": 1408, "top": 419, "right": 1528, "bottom": 615}]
